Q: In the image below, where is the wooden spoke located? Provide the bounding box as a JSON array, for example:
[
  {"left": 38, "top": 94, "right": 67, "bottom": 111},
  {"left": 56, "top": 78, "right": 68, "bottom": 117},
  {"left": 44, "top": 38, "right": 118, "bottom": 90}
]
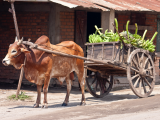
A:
[
  {"left": 146, "top": 75, "right": 154, "bottom": 79},
  {"left": 105, "top": 79, "right": 111, "bottom": 84},
  {"left": 130, "top": 67, "right": 139, "bottom": 73},
  {"left": 146, "top": 66, "right": 153, "bottom": 70},
  {"left": 95, "top": 80, "right": 99, "bottom": 92},
  {"left": 136, "top": 53, "right": 140, "bottom": 68},
  {"left": 101, "top": 80, "right": 106, "bottom": 93},
  {"left": 131, "top": 74, "right": 139, "bottom": 80},
  {"left": 142, "top": 78, "right": 147, "bottom": 93},
  {"left": 88, "top": 75, "right": 95, "bottom": 78},
  {"left": 139, "top": 79, "right": 142, "bottom": 93},
  {"left": 143, "top": 58, "right": 149, "bottom": 68},
  {"left": 144, "top": 77, "right": 152, "bottom": 89},
  {"left": 134, "top": 76, "right": 140, "bottom": 88},
  {"left": 99, "top": 79, "right": 104, "bottom": 94},
  {"left": 132, "top": 58, "right": 139, "bottom": 69},
  {"left": 91, "top": 77, "right": 97, "bottom": 85},
  {"left": 140, "top": 53, "right": 144, "bottom": 67}
]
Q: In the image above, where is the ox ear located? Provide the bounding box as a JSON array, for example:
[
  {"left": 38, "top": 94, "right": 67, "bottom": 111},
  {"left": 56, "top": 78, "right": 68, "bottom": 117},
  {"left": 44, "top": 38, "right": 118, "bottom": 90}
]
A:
[
  {"left": 15, "top": 36, "right": 18, "bottom": 42},
  {"left": 9, "top": 44, "right": 13, "bottom": 47},
  {"left": 20, "top": 48, "right": 30, "bottom": 54}
]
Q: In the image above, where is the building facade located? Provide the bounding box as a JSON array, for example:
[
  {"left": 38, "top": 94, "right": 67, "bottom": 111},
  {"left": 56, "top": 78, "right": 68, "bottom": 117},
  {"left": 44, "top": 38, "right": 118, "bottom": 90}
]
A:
[{"left": 0, "top": 0, "right": 160, "bottom": 83}]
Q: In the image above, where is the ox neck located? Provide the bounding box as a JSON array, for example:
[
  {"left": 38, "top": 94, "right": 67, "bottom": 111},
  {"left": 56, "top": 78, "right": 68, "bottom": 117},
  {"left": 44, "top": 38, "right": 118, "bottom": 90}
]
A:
[{"left": 14, "top": 52, "right": 26, "bottom": 69}]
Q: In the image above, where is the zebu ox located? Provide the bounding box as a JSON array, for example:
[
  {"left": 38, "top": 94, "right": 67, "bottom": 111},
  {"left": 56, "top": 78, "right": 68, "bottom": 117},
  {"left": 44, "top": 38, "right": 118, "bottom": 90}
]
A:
[{"left": 2, "top": 35, "right": 86, "bottom": 108}]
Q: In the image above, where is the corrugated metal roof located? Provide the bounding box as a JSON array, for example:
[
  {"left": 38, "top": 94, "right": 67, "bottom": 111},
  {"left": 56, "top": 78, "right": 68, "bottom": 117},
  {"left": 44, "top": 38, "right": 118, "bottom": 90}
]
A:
[
  {"left": 103, "top": 0, "right": 160, "bottom": 11},
  {"left": 5, "top": 0, "right": 160, "bottom": 12},
  {"left": 50, "top": 0, "right": 78, "bottom": 8},
  {"left": 49, "top": 0, "right": 160, "bottom": 12},
  {"left": 49, "top": 0, "right": 110, "bottom": 11},
  {"left": 49, "top": 0, "right": 152, "bottom": 11}
]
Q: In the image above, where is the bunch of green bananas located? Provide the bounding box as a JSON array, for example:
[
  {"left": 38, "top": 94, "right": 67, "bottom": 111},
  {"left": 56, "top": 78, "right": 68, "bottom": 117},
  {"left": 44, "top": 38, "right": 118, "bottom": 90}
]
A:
[
  {"left": 89, "top": 33, "right": 103, "bottom": 43},
  {"left": 88, "top": 19, "right": 158, "bottom": 53},
  {"left": 119, "top": 21, "right": 157, "bottom": 52},
  {"left": 133, "top": 31, "right": 157, "bottom": 52},
  {"left": 88, "top": 25, "right": 117, "bottom": 43}
]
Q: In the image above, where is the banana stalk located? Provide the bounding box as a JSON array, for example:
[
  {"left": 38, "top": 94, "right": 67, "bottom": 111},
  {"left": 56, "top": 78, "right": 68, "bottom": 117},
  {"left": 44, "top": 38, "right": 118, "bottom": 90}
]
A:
[
  {"left": 126, "top": 20, "right": 130, "bottom": 40},
  {"left": 142, "top": 30, "right": 147, "bottom": 41},
  {"left": 150, "top": 32, "right": 158, "bottom": 42},
  {"left": 114, "top": 18, "right": 118, "bottom": 33},
  {"left": 135, "top": 23, "right": 138, "bottom": 35}
]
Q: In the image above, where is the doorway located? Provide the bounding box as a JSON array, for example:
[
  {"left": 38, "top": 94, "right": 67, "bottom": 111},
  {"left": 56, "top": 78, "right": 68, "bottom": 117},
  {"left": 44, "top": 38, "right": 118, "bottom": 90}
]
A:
[
  {"left": 87, "top": 12, "right": 101, "bottom": 42},
  {"left": 74, "top": 11, "right": 101, "bottom": 56}
]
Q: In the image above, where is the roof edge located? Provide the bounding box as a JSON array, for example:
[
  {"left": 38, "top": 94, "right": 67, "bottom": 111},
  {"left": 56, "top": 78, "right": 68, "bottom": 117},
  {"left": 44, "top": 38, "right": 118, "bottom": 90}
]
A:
[{"left": 3, "top": 0, "right": 49, "bottom": 2}]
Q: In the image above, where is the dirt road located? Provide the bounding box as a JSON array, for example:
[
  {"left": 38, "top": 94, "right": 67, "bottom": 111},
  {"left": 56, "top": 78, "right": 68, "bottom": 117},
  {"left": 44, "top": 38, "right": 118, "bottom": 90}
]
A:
[{"left": 1, "top": 83, "right": 160, "bottom": 120}]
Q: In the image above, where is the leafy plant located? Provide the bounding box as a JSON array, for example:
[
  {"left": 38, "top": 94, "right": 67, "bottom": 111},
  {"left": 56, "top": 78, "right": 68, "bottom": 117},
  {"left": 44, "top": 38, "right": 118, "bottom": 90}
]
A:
[
  {"left": 88, "top": 18, "right": 158, "bottom": 52},
  {"left": 8, "top": 91, "right": 31, "bottom": 101}
]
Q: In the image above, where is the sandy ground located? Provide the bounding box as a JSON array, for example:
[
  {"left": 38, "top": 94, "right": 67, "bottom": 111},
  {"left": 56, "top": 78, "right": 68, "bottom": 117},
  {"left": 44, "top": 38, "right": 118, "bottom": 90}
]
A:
[{"left": 0, "top": 83, "right": 160, "bottom": 120}]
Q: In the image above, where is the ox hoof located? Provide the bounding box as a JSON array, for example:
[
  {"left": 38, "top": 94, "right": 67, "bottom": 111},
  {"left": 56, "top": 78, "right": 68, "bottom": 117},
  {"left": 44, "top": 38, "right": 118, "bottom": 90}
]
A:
[
  {"left": 41, "top": 105, "right": 48, "bottom": 108},
  {"left": 33, "top": 104, "right": 39, "bottom": 108},
  {"left": 80, "top": 102, "right": 86, "bottom": 106},
  {"left": 62, "top": 103, "right": 68, "bottom": 106}
]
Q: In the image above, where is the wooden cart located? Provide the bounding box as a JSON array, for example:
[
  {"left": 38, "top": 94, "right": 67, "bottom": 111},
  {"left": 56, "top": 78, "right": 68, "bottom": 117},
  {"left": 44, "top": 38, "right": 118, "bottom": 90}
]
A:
[
  {"left": 84, "top": 41, "right": 156, "bottom": 98},
  {"left": 7, "top": 1, "right": 156, "bottom": 98},
  {"left": 21, "top": 40, "right": 156, "bottom": 99}
]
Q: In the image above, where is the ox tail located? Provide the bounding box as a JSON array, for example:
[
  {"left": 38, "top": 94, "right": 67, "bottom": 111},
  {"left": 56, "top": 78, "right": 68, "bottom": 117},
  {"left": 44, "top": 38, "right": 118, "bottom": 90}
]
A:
[{"left": 70, "top": 72, "right": 74, "bottom": 81}]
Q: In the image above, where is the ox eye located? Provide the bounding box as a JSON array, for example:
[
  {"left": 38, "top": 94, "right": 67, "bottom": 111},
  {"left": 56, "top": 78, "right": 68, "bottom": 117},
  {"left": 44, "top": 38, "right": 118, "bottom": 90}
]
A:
[{"left": 11, "top": 50, "right": 17, "bottom": 53}]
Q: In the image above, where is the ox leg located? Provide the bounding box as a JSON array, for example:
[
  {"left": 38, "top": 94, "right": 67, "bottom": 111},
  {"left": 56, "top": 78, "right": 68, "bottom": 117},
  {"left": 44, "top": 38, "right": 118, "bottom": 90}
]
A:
[
  {"left": 62, "top": 77, "right": 71, "bottom": 106},
  {"left": 34, "top": 85, "right": 42, "bottom": 108},
  {"left": 77, "top": 71, "right": 86, "bottom": 106},
  {"left": 42, "top": 75, "right": 50, "bottom": 108}
]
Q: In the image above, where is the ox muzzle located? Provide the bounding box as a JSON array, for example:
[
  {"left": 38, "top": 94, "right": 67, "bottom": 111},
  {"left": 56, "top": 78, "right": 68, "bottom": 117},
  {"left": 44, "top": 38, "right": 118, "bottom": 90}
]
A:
[{"left": 2, "top": 54, "right": 10, "bottom": 66}]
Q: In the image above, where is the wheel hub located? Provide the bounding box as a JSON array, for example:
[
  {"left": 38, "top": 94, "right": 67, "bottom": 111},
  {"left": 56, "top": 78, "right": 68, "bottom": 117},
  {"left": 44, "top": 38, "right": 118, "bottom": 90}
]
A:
[{"left": 139, "top": 68, "right": 147, "bottom": 77}]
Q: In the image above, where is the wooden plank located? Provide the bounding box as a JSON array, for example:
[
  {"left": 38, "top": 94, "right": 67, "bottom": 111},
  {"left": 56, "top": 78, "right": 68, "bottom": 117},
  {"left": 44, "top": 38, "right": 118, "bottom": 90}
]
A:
[
  {"left": 85, "top": 61, "right": 126, "bottom": 71},
  {"left": 102, "top": 43, "right": 104, "bottom": 60},
  {"left": 86, "top": 42, "right": 121, "bottom": 61},
  {"left": 85, "top": 41, "right": 119, "bottom": 45}
]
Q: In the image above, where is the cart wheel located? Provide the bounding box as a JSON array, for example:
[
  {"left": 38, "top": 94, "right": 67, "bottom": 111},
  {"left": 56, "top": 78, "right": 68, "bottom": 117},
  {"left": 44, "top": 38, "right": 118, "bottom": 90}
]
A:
[
  {"left": 127, "top": 49, "right": 155, "bottom": 98},
  {"left": 86, "top": 71, "right": 113, "bottom": 98}
]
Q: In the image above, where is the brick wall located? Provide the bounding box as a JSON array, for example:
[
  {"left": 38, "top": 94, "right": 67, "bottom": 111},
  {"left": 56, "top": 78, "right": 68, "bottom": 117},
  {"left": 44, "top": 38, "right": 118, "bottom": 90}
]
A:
[
  {"left": 116, "top": 13, "right": 130, "bottom": 33},
  {"left": 145, "top": 14, "right": 157, "bottom": 45},
  {"left": 60, "top": 11, "right": 75, "bottom": 42},
  {"left": 0, "top": 11, "right": 49, "bottom": 81},
  {"left": 116, "top": 13, "right": 157, "bottom": 45}
]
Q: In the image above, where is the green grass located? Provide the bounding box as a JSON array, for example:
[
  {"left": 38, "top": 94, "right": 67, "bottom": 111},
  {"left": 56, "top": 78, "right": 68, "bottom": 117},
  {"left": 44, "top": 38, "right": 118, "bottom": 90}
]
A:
[{"left": 8, "top": 91, "right": 31, "bottom": 101}]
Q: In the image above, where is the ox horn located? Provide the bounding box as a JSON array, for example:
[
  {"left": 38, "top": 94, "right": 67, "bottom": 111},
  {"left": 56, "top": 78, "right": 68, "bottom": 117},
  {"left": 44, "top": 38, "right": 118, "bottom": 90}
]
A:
[
  {"left": 15, "top": 36, "right": 18, "bottom": 42},
  {"left": 17, "top": 37, "right": 23, "bottom": 46}
]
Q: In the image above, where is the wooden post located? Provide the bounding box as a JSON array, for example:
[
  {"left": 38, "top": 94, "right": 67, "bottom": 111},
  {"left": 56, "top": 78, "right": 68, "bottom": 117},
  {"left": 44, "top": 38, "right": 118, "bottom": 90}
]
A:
[
  {"left": 16, "top": 65, "right": 24, "bottom": 98},
  {"left": 9, "top": 0, "right": 23, "bottom": 98},
  {"left": 109, "top": 9, "right": 115, "bottom": 32},
  {"left": 101, "top": 11, "right": 109, "bottom": 33},
  {"left": 9, "top": 0, "right": 20, "bottom": 40}
]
